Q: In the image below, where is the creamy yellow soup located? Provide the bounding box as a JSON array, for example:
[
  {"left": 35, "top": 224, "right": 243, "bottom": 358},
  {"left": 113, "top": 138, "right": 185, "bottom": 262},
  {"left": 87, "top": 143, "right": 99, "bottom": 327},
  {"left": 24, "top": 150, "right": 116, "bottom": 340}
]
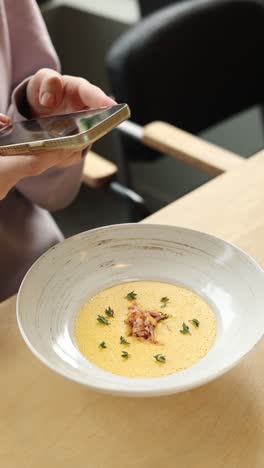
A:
[{"left": 74, "top": 281, "right": 217, "bottom": 378}]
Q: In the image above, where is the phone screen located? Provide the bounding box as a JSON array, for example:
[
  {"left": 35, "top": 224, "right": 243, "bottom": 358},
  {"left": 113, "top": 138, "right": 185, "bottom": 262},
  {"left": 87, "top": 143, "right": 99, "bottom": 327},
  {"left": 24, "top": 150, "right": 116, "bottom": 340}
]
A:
[{"left": 0, "top": 104, "right": 123, "bottom": 146}]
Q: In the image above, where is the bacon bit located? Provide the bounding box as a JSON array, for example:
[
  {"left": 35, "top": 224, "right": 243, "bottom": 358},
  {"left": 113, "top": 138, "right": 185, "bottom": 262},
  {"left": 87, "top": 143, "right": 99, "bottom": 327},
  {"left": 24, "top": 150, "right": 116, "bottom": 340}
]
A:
[{"left": 125, "top": 303, "right": 168, "bottom": 343}]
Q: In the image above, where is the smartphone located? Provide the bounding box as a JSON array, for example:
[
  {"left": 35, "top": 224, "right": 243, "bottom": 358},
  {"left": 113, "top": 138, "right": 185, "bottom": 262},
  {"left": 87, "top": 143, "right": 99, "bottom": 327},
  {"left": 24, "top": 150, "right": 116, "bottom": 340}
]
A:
[{"left": 0, "top": 103, "right": 130, "bottom": 155}]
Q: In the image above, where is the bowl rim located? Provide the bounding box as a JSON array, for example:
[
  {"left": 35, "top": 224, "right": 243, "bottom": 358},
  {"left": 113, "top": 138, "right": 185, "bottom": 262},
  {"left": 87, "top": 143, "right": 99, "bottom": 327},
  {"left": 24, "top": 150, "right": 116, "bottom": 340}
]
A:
[{"left": 16, "top": 223, "right": 264, "bottom": 397}]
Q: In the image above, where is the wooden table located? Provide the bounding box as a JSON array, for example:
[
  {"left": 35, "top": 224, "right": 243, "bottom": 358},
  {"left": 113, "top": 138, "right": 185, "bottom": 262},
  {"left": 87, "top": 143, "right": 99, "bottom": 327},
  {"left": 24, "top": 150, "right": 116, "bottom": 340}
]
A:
[{"left": 2, "top": 151, "right": 264, "bottom": 468}]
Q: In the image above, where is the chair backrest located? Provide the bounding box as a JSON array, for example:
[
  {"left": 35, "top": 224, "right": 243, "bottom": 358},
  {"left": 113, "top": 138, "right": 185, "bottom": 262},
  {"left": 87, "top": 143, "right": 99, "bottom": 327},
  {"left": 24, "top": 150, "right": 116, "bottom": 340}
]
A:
[
  {"left": 107, "top": 0, "right": 264, "bottom": 138},
  {"left": 138, "top": 0, "right": 186, "bottom": 17}
]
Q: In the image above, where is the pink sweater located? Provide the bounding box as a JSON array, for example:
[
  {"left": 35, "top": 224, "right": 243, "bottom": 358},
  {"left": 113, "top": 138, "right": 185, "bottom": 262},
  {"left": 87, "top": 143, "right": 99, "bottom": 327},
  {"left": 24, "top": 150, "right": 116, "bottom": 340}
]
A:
[{"left": 0, "top": 0, "right": 84, "bottom": 300}]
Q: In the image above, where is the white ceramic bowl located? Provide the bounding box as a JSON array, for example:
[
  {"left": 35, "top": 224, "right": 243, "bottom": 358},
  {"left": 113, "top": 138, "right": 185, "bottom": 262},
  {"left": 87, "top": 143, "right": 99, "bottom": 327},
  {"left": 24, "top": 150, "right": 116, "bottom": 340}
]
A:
[{"left": 17, "top": 224, "right": 264, "bottom": 396}]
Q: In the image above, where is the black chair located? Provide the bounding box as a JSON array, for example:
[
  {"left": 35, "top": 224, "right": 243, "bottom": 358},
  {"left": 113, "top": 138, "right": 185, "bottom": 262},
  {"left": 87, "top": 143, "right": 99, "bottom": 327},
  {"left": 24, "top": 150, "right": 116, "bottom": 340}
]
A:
[
  {"left": 107, "top": 0, "right": 264, "bottom": 168},
  {"left": 139, "top": 0, "right": 186, "bottom": 17}
]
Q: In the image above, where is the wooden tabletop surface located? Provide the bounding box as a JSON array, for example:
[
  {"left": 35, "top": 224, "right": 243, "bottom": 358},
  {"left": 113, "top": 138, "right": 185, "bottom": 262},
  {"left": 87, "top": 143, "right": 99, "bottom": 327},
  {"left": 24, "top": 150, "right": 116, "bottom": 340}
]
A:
[{"left": 2, "top": 151, "right": 264, "bottom": 468}]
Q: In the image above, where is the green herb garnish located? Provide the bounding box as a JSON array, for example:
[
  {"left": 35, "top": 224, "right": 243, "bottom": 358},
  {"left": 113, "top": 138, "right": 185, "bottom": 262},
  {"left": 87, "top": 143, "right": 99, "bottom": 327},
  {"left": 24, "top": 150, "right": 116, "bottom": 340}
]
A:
[
  {"left": 99, "top": 341, "right": 107, "bottom": 349},
  {"left": 120, "top": 336, "right": 130, "bottom": 345},
  {"left": 160, "top": 296, "right": 169, "bottom": 308},
  {"left": 97, "top": 315, "right": 110, "bottom": 325},
  {"left": 126, "top": 291, "right": 137, "bottom": 301},
  {"left": 105, "top": 307, "right": 114, "bottom": 318},
  {"left": 121, "top": 351, "right": 130, "bottom": 359},
  {"left": 190, "top": 318, "right": 200, "bottom": 327},
  {"left": 180, "top": 322, "right": 190, "bottom": 334},
  {"left": 154, "top": 354, "right": 166, "bottom": 363}
]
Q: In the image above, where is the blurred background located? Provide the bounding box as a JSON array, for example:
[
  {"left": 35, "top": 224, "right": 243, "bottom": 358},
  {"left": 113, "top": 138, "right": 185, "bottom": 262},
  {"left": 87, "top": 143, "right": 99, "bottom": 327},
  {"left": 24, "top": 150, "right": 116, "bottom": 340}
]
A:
[{"left": 38, "top": 0, "right": 264, "bottom": 236}]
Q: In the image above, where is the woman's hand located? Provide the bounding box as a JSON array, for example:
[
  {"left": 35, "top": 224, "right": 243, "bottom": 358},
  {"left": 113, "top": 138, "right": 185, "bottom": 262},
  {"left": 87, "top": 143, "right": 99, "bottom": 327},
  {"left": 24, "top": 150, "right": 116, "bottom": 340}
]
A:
[
  {"left": 0, "top": 148, "right": 84, "bottom": 200},
  {"left": 26, "top": 68, "right": 115, "bottom": 117},
  {"left": 0, "top": 113, "right": 11, "bottom": 128},
  {"left": 0, "top": 69, "right": 115, "bottom": 200}
]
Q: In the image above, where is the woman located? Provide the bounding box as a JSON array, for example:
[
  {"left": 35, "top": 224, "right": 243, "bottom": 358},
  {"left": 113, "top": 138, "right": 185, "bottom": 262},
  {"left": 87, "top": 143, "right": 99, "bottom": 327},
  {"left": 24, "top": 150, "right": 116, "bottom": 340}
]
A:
[{"left": 0, "top": 0, "right": 115, "bottom": 300}]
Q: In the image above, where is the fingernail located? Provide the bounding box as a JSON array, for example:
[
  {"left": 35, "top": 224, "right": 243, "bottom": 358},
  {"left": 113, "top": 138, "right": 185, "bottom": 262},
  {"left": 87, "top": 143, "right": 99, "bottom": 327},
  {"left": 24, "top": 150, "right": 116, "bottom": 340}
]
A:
[
  {"left": 40, "top": 92, "right": 56, "bottom": 107},
  {"left": 0, "top": 114, "right": 10, "bottom": 123}
]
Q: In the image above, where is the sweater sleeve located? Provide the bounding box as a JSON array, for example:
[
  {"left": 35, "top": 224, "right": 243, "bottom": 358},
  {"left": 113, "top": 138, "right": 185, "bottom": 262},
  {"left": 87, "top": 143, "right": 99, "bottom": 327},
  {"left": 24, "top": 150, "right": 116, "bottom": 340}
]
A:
[{"left": 5, "top": 0, "right": 83, "bottom": 211}]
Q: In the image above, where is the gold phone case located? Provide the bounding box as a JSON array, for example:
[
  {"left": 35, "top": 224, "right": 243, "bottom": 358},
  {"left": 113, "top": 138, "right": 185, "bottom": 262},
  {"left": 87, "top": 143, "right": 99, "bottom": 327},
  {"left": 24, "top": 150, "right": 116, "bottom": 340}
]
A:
[{"left": 0, "top": 104, "right": 130, "bottom": 155}]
